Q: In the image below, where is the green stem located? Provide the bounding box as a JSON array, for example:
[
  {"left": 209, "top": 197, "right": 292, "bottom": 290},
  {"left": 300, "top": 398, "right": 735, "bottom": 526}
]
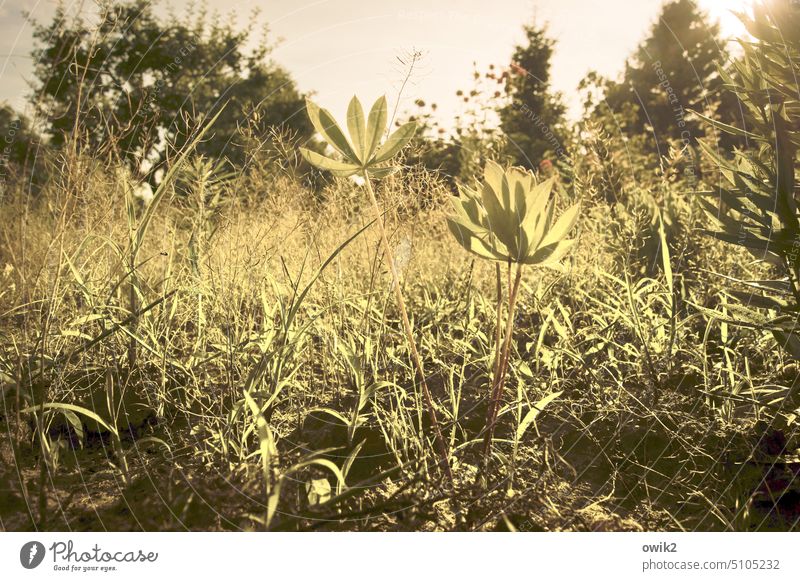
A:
[
  {"left": 482, "top": 261, "right": 523, "bottom": 471},
  {"left": 362, "top": 172, "right": 453, "bottom": 486}
]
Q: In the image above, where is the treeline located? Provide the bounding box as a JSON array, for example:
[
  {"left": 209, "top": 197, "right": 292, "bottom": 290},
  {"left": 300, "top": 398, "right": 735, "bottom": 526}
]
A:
[{"left": 0, "top": 0, "right": 757, "bottom": 195}]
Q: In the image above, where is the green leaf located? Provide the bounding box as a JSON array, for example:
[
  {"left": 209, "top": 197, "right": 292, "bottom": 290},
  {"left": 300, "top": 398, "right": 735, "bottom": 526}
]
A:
[
  {"left": 447, "top": 218, "right": 505, "bottom": 261},
  {"left": 365, "top": 96, "right": 388, "bottom": 161},
  {"left": 365, "top": 166, "right": 400, "bottom": 180},
  {"left": 692, "top": 109, "right": 762, "bottom": 140},
  {"left": 20, "top": 403, "right": 116, "bottom": 435},
  {"left": 299, "top": 148, "right": 361, "bottom": 177},
  {"left": 539, "top": 203, "right": 580, "bottom": 248},
  {"left": 372, "top": 122, "right": 416, "bottom": 163},
  {"left": 306, "top": 99, "right": 359, "bottom": 162},
  {"left": 523, "top": 239, "right": 575, "bottom": 268},
  {"left": 516, "top": 391, "right": 562, "bottom": 441},
  {"left": 346, "top": 96, "right": 367, "bottom": 163}
]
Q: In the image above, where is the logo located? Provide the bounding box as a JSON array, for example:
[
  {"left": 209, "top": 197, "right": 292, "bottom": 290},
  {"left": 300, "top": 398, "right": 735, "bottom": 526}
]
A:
[{"left": 20, "top": 541, "right": 46, "bottom": 569}]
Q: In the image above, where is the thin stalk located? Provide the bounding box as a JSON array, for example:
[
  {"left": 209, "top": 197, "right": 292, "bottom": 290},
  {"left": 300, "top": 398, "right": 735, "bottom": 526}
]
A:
[
  {"left": 362, "top": 172, "right": 453, "bottom": 485},
  {"left": 482, "top": 261, "right": 523, "bottom": 470},
  {"left": 491, "top": 263, "right": 503, "bottom": 401}
]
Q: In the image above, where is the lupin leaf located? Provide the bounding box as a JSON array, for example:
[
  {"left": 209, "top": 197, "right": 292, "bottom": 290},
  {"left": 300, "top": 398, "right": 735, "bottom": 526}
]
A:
[
  {"left": 364, "top": 96, "right": 388, "bottom": 161},
  {"left": 372, "top": 122, "right": 417, "bottom": 164},
  {"left": 346, "top": 96, "right": 367, "bottom": 163},
  {"left": 299, "top": 148, "right": 360, "bottom": 177},
  {"left": 306, "top": 99, "right": 359, "bottom": 162}
]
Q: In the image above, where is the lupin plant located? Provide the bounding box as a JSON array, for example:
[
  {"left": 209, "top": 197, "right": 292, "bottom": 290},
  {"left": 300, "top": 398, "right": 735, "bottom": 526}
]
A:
[
  {"left": 299, "top": 96, "right": 453, "bottom": 484},
  {"left": 447, "top": 161, "right": 580, "bottom": 471}
]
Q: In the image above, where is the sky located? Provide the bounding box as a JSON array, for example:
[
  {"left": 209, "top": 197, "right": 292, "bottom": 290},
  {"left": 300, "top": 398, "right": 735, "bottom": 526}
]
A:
[{"left": 0, "top": 0, "right": 752, "bottom": 124}]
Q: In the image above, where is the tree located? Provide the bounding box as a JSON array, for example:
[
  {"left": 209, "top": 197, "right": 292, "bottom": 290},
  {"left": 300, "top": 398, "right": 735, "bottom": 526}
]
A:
[
  {"left": 0, "top": 104, "right": 44, "bottom": 193},
  {"left": 597, "top": 0, "right": 739, "bottom": 154},
  {"left": 30, "top": 0, "right": 311, "bottom": 173},
  {"left": 498, "top": 22, "right": 569, "bottom": 170}
]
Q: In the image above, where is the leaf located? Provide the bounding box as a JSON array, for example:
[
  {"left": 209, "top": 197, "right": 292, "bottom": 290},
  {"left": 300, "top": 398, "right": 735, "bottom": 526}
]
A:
[
  {"left": 365, "top": 165, "right": 400, "bottom": 180},
  {"left": 523, "top": 239, "right": 575, "bottom": 267},
  {"left": 338, "top": 438, "right": 367, "bottom": 496},
  {"left": 517, "top": 391, "right": 562, "bottom": 441},
  {"left": 726, "top": 289, "right": 789, "bottom": 311},
  {"left": 61, "top": 409, "right": 85, "bottom": 442},
  {"left": 483, "top": 160, "right": 505, "bottom": 196},
  {"left": 308, "top": 407, "right": 349, "bottom": 426},
  {"left": 539, "top": 203, "right": 580, "bottom": 248},
  {"left": 364, "top": 96, "right": 388, "bottom": 161},
  {"left": 657, "top": 211, "right": 673, "bottom": 296},
  {"left": 773, "top": 112, "right": 798, "bottom": 230},
  {"left": 243, "top": 390, "right": 278, "bottom": 526},
  {"left": 447, "top": 219, "right": 505, "bottom": 261},
  {"left": 299, "top": 148, "right": 361, "bottom": 177},
  {"left": 306, "top": 99, "right": 359, "bottom": 162},
  {"left": 520, "top": 178, "right": 555, "bottom": 243},
  {"left": 346, "top": 96, "right": 367, "bottom": 163},
  {"left": 19, "top": 403, "right": 116, "bottom": 435},
  {"left": 481, "top": 181, "right": 517, "bottom": 252},
  {"left": 305, "top": 478, "right": 332, "bottom": 506},
  {"left": 372, "top": 122, "right": 416, "bottom": 163},
  {"left": 692, "top": 109, "right": 762, "bottom": 140}
]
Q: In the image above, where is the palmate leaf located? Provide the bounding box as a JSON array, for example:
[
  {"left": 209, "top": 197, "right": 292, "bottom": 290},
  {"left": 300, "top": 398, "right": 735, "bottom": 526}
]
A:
[
  {"left": 452, "top": 195, "right": 488, "bottom": 234},
  {"left": 366, "top": 166, "right": 400, "bottom": 179},
  {"left": 304, "top": 96, "right": 414, "bottom": 180},
  {"left": 520, "top": 178, "right": 555, "bottom": 237},
  {"left": 483, "top": 161, "right": 505, "bottom": 199},
  {"left": 299, "top": 148, "right": 360, "bottom": 177}
]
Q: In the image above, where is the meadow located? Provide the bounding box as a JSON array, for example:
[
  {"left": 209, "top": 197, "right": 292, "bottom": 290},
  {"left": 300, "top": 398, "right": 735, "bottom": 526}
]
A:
[{"left": 1, "top": 0, "right": 799, "bottom": 531}]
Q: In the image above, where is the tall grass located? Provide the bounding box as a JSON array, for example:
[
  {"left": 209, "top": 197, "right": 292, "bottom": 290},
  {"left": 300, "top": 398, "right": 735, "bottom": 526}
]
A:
[{"left": 1, "top": 3, "right": 799, "bottom": 532}]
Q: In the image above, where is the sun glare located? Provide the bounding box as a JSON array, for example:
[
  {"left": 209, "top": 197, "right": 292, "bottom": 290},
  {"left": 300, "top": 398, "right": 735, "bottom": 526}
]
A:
[{"left": 699, "top": 0, "right": 754, "bottom": 38}]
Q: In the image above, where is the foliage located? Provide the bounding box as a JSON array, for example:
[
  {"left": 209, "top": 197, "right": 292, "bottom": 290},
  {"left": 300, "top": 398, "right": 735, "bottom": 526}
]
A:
[
  {"left": 299, "top": 96, "right": 453, "bottom": 484},
  {"left": 590, "top": 0, "right": 740, "bottom": 154},
  {"left": 696, "top": 0, "right": 800, "bottom": 359},
  {"left": 499, "top": 22, "right": 568, "bottom": 170},
  {"left": 31, "top": 0, "right": 311, "bottom": 171},
  {"left": 448, "top": 161, "right": 579, "bottom": 473},
  {"left": 2, "top": 0, "right": 800, "bottom": 534}
]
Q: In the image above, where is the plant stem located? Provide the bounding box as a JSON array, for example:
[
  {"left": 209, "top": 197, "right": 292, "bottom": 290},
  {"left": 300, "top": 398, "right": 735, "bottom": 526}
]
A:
[
  {"left": 482, "top": 261, "right": 523, "bottom": 471},
  {"left": 491, "top": 263, "right": 503, "bottom": 399},
  {"left": 362, "top": 172, "right": 454, "bottom": 485}
]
